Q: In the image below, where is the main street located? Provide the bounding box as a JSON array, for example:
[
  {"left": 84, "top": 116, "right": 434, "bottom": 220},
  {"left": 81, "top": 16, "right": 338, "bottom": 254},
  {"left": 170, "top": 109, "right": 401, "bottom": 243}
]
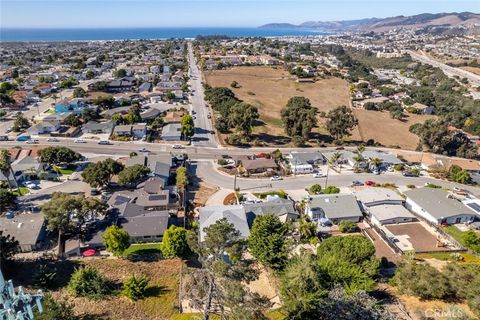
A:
[{"left": 187, "top": 41, "right": 218, "bottom": 148}]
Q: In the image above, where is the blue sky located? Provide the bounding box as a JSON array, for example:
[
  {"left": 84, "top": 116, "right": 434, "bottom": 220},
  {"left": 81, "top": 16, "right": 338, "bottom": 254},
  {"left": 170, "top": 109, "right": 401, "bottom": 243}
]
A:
[{"left": 1, "top": 0, "right": 479, "bottom": 28}]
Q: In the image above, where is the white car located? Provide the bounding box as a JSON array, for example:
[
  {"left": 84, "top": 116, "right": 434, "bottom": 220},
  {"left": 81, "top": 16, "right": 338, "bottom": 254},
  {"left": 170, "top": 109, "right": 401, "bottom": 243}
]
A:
[
  {"left": 313, "top": 172, "right": 326, "bottom": 178},
  {"left": 138, "top": 147, "right": 149, "bottom": 152},
  {"left": 172, "top": 144, "right": 185, "bottom": 149},
  {"left": 47, "top": 137, "right": 59, "bottom": 142},
  {"left": 23, "top": 181, "right": 37, "bottom": 189},
  {"left": 98, "top": 140, "right": 111, "bottom": 145},
  {"left": 74, "top": 139, "right": 86, "bottom": 143},
  {"left": 271, "top": 176, "right": 283, "bottom": 181},
  {"left": 26, "top": 139, "right": 39, "bottom": 144}
]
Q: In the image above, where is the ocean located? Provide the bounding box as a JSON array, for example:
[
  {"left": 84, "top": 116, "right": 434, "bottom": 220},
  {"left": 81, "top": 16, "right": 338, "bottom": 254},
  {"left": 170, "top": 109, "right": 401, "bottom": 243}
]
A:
[{"left": 0, "top": 27, "right": 324, "bottom": 42}]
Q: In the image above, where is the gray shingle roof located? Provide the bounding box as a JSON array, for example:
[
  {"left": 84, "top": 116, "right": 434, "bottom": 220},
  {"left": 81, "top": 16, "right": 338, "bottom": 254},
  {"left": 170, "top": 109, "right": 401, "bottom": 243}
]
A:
[
  {"left": 199, "top": 205, "right": 249, "bottom": 241},
  {"left": 404, "top": 188, "right": 473, "bottom": 219},
  {"left": 308, "top": 194, "right": 363, "bottom": 220}
]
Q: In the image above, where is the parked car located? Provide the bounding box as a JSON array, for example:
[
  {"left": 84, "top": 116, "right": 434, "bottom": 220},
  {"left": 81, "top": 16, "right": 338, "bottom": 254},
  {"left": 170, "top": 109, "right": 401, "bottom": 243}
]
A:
[
  {"left": 402, "top": 171, "right": 419, "bottom": 177},
  {"left": 26, "top": 139, "right": 39, "bottom": 144},
  {"left": 271, "top": 176, "right": 283, "bottom": 181},
  {"left": 313, "top": 172, "right": 326, "bottom": 178},
  {"left": 74, "top": 138, "right": 86, "bottom": 144},
  {"left": 23, "top": 181, "right": 38, "bottom": 189},
  {"left": 172, "top": 144, "right": 185, "bottom": 149},
  {"left": 138, "top": 147, "right": 149, "bottom": 152},
  {"left": 372, "top": 169, "right": 380, "bottom": 175},
  {"left": 47, "top": 137, "right": 59, "bottom": 142},
  {"left": 365, "top": 180, "right": 376, "bottom": 186},
  {"left": 350, "top": 180, "right": 364, "bottom": 187},
  {"left": 98, "top": 140, "right": 111, "bottom": 145}
]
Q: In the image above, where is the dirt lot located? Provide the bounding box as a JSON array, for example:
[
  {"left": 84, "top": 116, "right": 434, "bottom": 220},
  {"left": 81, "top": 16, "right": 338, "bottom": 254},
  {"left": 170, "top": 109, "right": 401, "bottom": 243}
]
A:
[
  {"left": 460, "top": 66, "right": 480, "bottom": 76},
  {"left": 385, "top": 222, "right": 448, "bottom": 253},
  {"left": 351, "top": 109, "right": 434, "bottom": 149},
  {"left": 205, "top": 66, "right": 350, "bottom": 138}
]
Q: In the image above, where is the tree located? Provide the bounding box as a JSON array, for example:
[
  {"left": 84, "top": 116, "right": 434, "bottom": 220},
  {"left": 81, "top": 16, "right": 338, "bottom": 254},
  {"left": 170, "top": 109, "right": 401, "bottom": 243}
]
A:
[
  {"left": 63, "top": 114, "right": 82, "bottom": 127},
  {"left": 122, "top": 274, "right": 149, "bottom": 301},
  {"left": 81, "top": 158, "right": 124, "bottom": 188},
  {"left": 184, "top": 219, "right": 270, "bottom": 319},
  {"left": 298, "top": 217, "right": 317, "bottom": 243},
  {"left": 59, "top": 77, "right": 78, "bottom": 89},
  {"left": 42, "top": 193, "right": 107, "bottom": 257},
  {"left": 0, "top": 149, "right": 19, "bottom": 192},
  {"left": 338, "top": 221, "right": 360, "bottom": 233},
  {"left": 67, "top": 266, "right": 111, "bottom": 299},
  {"left": 81, "top": 108, "right": 99, "bottom": 123},
  {"left": 228, "top": 102, "right": 259, "bottom": 139},
  {"left": 280, "top": 252, "right": 327, "bottom": 318},
  {"left": 103, "top": 225, "right": 130, "bottom": 256},
  {"left": 12, "top": 114, "right": 30, "bottom": 132},
  {"left": 150, "top": 116, "right": 164, "bottom": 130},
  {"left": 160, "top": 225, "right": 191, "bottom": 258},
  {"left": 118, "top": 164, "right": 150, "bottom": 187},
  {"left": 181, "top": 114, "right": 195, "bottom": 139},
  {"left": 325, "top": 106, "right": 358, "bottom": 140},
  {"left": 72, "top": 87, "right": 87, "bottom": 98},
  {"left": 165, "top": 91, "right": 175, "bottom": 100},
  {"left": 85, "top": 70, "right": 95, "bottom": 80},
  {"left": 0, "top": 188, "right": 16, "bottom": 213},
  {"left": 35, "top": 293, "right": 77, "bottom": 320},
  {"left": 38, "top": 147, "right": 82, "bottom": 166},
  {"left": 125, "top": 104, "right": 141, "bottom": 124},
  {"left": 93, "top": 95, "right": 115, "bottom": 108},
  {"left": 114, "top": 68, "right": 127, "bottom": 78},
  {"left": 281, "top": 96, "right": 317, "bottom": 139},
  {"left": 308, "top": 184, "right": 322, "bottom": 195},
  {"left": 248, "top": 214, "right": 288, "bottom": 270},
  {"left": 0, "top": 231, "right": 19, "bottom": 270}
]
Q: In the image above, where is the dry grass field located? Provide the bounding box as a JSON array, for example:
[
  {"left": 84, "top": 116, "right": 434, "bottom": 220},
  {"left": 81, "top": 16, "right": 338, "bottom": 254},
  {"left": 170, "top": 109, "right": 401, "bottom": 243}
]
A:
[
  {"left": 460, "top": 66, "right": 480, "bottom": 76},
  {"left": 205, "top": 66, "right": 350, "bottom": 138},
  {"left": 350, "top": 109, "right": 434, "bottom": 149}
]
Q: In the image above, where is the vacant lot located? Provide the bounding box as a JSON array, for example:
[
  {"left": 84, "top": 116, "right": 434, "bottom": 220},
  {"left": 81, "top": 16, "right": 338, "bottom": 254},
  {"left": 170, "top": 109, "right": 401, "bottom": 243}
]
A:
[
  {"left": 460, "top": 66, "right": 480, "bottom": 76},
  {"left": 351, "top": 109, "right": 434, "bottom": 150},
  {"left": 205, "top": 66, "right": 350, "bottom": 138},
  {"left": 385, "top": 222, "right": 449, "bottom": 253}
]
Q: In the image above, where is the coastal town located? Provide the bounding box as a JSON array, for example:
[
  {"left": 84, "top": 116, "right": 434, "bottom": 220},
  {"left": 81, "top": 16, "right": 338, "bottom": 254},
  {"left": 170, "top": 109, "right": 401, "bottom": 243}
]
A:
[{"left": 1, "top": 15, "right": 480, "bottom": 320}]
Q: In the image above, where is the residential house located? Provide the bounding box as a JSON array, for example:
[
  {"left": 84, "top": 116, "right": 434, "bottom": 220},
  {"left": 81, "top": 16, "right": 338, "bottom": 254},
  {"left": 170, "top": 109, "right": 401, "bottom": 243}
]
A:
[
  {"left": 112, "top": 124, "right": 132, "bottom": 137},
  {"left": 244, "top": 197, "right": 298, "bottom": 226},
  {"left": 161, "top": 123, "right": 182, "bottom": 141},
  {"left": 0, "top": 213, "right": 46, "bottom": 252},
  {"left": 54, "top": 98, "right": 89, "bottom": 114},
  {"left": 242, "top": 159, "right": 278, "bottom": 174},
  {"left": 408, "top": 102, "right": 434, "bottom": 115},
  {"left": 404, "top": 188, "right": 477, "bottom": 225},
  {"left": 353, "top": 188, "right": 416, "bottom": 226},
  {"left": 199, "top": 205, "right": 249, "bottom": 241},
  {"left": 11, "top": 156, "right": 43, "bottom": 181},
  {"left": 305, "top": 194, "right": 363, "bottom": 223},
  {"left": 131, "top": 123, "right": 147, "bottom": 140},
  {"left": 288, "top": 151, "right": 325, "bottom": 174},
  {"left": 27, "top": 121, "right": 60, "bottom": 136},
  {"left": 82, "top": 120, "right": 115, "bottom": 135}
]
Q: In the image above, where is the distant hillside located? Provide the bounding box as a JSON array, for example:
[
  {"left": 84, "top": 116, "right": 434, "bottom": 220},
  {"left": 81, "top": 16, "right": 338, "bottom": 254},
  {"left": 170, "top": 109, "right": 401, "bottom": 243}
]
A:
[
  {"left": 260, "top": 12, "right": 480, "bottom": 33},
  {"left": 260, "top": 23, "right": 299, "bottom": 29}
]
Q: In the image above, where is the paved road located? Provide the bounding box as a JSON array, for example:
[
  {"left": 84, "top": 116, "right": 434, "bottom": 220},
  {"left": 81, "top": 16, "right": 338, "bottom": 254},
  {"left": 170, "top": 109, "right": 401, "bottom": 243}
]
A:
[
  {"left": 408, "top": 50, "right": 480, "bottom": 99},
  {"left": 187, "top": 41, "right": 218, "bottom": 148}
]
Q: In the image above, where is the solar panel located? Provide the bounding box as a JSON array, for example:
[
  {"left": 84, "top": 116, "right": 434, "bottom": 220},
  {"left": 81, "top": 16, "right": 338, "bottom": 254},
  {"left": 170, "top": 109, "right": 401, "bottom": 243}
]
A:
[{"left": 466, "top": 202, "right": 480, "bottom": 213}]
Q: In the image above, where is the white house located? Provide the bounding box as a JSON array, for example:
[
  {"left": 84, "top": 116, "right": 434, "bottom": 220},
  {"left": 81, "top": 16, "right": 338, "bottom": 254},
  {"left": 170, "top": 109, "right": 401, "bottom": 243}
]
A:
[{"left": 404, "top": 188, "right": 477, "bottom": 225}]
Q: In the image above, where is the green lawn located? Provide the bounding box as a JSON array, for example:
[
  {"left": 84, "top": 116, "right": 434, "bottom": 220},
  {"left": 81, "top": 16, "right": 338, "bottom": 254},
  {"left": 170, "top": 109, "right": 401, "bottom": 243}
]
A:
[
  {"left": 444, "top": 226, "right": 467, "bottom": 246},
  {"left": 58, "top": 164, "right": 77, "bottom": 175},
  {"left": 12, "top": 187, "right": 30, "bottom": 196},
  {"left": 416, "top": 252, "right": 480, "bottom": 264},
  {"left": 122, "top": 243, "right": 162, "bottom": 257}
]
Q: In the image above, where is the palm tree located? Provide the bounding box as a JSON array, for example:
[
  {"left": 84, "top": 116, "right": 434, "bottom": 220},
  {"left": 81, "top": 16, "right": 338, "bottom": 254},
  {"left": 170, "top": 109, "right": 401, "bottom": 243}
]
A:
[
  {"left": 0, "top": 149, "right": 19, "bottom": 193},
  {"left": 369, "top": 157, "right": 384, "bottom": 171},
  {"left": 353, "top": 144, "right": 366, "bottom": 170},
  {"left": 325, "top": 151, "right": 343, "bottom": 188}
]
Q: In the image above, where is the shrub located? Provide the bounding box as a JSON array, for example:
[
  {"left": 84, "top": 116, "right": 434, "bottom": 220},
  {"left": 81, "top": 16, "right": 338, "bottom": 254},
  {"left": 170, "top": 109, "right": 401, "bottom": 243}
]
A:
[
  {"left": 67, "top": 266, "right": 111, "bottom": 299},
  {"left": 160, "top": 225, "right": 191, "bottom": 258},
  {"left": 33, "top": 265, "right": 57, "bottom": 289},
  {"left": 122, "top": 274, "right": 149, "bottom": 301},
  {"left": 338, "top": 221, "right": 360, "bottom": 233},
  {"left": 103, "top": 225, "right": 130, "bottom": 256},
  {"left": 35, "top": 293, "right": 76, "bottom": 320},
  {"left": 406, "top": 184, "right": 416, "bottom": 189},
  {"left": 322, "top": 186, "right": 340, "bottom": 194},
  {"left": 308, "top": 184, "right": 322, "bottom": 195}
]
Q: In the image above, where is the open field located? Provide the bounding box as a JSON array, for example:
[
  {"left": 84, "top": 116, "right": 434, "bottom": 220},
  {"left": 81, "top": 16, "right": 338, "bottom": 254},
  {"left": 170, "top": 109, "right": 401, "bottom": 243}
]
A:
[
  {"left": 205, "top": 66, "right": 350, "bottom": 138},
  {"left": 351, "top": 109, "right": 434, "bottom": 149},
  {"left": 460, "top": 66, "right": 480, "bottom": 76}
]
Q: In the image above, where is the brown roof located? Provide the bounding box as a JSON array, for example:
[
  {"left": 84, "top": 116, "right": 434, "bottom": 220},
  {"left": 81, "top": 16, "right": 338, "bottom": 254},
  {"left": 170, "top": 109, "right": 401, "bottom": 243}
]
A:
[
  {"left": 242, "top": 159, "right": 277, "bottom": 171},
  {"left": 164, "top": 111, "right": 184, "bottom": 123}
]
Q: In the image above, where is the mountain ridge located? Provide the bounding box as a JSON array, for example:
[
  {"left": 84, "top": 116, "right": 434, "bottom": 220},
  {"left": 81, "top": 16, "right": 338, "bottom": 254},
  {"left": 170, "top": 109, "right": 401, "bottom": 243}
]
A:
[{"left": 260, "top": 12, "right": 480, "bottom": 32}]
